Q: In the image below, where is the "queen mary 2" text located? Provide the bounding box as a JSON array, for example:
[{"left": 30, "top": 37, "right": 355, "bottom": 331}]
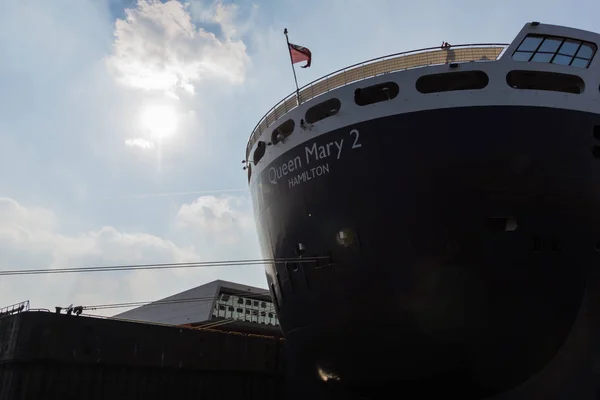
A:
[{"left": 267, "top": 128, "right": 362, "bottom": 187}]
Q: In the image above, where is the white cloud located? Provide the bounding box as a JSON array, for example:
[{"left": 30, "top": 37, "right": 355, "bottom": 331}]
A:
[
  {"left": 177, "top": 195, "right": 253, "bottom": 234},
  {"left": 0, "top": 196, "right": 265, "bottom": 318},
  {"left": 188, "top": 0, "right": 253, "bottom": 40},
  {"left": 0, "top": 197, "right": 57, "bottom": 234},
  {"left": 210, "top": 1, "right": 239, "bottom": 39},
  {"left": 105, "top": 0, "right": 250, "bottom": 95},
  {"left": 125, "top": 137, "right": 155, "bottom": 149},
  {"left": 175, "top": 195, "right": 259, "bottom": 254}
]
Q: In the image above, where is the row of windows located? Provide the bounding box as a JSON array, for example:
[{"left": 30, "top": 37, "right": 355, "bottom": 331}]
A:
[
  {"left": 513, "top": 34, "right": 596, "bottom": 69},
  {"left": 215, "top": 304, "right": 275, "bottom": 317},
  {"left": 250, "top": 68, "right": 588, "bottom": 173},
  {"left": 218, "top": 293, "right": 271, "bottom": 309},
  {"left": 212, "top": 305, "right": 280, "bottom": 326},
  {"left": 265, "top": 98, "right": 343, "bottom": 150},
  {"left": 212, "top": 295, "right": 279, "bottom": 326}
]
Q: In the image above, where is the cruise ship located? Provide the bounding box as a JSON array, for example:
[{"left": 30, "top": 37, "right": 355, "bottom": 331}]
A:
[{"left": 245, "top": 22, "right": 600, "bottom": 399}]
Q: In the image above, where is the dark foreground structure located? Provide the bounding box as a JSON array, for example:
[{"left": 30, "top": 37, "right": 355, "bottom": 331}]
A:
[{"left": 0, "top": 311, "right": 285, "bottom": 400}]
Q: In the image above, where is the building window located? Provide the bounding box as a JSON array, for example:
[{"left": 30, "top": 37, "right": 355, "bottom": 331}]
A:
[
  {"left": 212, "top": 293, "right": 279, "bottom": 326},
  {"left": 512, "top": 34, "right": 596, "bottom": 68}
]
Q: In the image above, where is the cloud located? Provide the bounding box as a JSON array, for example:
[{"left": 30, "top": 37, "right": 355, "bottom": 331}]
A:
[
  {"left": 125, "top": 137, "right": 155, "bottom": 149},
  {"left": 105, "top": 0, "right": 250, "bottom": 95},
  {"left": 0, "top": 196, "right": 264, "bottom": 318},
  {"left": 175, "top": 195, "right": 259, "bottom": 255},
  {"left": 177, "top": 195, "right": 253, "bottom": 234},
  {"left": 0, "top": 197, "right": 57, "bottom": 234},
  {"left": 187, "top": 0, "right": 256, "bottom": 40}
]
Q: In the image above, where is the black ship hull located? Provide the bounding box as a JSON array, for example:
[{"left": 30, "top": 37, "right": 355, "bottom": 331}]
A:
[{"left": 250, "top": 105, "right": 600, "bottom": 398}]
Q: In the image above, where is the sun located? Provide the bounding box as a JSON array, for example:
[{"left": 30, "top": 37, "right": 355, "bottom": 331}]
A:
[{"left": 140, "top": 104, "right": 179, "bottom": 140}]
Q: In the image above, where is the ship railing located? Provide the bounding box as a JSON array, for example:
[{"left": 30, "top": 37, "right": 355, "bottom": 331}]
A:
[
  {"left": 0, "top": 300, "right": 30, "bottom": 318},
  {"left": 246, "top": 43, "right": 508, "bottom": 158}
]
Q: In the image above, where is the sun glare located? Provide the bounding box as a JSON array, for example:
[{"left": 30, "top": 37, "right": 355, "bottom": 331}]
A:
[{"left": 140, "top": 104, "right": 179, "bottom": 139}]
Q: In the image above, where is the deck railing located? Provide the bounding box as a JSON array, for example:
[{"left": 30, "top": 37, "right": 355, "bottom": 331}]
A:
[
  {"left": 246, "top": 43, "right": 508, "bottom": 158},
  {"left": 0, "top": 300, "right": 30, "bottom": 318}
]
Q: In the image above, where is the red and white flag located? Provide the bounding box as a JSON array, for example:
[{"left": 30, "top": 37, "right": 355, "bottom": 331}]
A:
[{"left": 288, "top": 43, "right": 312, "bottom": 68}]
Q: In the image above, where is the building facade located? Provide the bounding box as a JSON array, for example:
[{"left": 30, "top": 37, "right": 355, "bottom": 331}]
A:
[
  {"left": 212, "top": 291, "right": 279, "bottom": 326},
  {"left": 113, "top": 280, "right": 280, "bottom": 332}
]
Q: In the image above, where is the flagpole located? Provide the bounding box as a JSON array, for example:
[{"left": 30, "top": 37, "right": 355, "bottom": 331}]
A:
[{"left": 284, "top": 28, "right": 301, "bottom": 104}]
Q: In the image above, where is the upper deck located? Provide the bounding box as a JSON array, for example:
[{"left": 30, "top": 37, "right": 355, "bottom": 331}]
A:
[
  {"left": 246, "top": 22, "right": 600, "bottom": 163},
  {"left": 245, "top": 43, "right": 507, "bottom": 157}
]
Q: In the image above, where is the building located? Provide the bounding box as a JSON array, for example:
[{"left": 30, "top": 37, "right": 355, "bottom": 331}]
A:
[{"left": 112, "top": 280, "right": 281, "bottom": 336}]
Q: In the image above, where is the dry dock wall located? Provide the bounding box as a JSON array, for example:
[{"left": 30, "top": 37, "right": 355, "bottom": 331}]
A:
[{"left": 0, "top": 311, "right": 285, "bottom": 400}]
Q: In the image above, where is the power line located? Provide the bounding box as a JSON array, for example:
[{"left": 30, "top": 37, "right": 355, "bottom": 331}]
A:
[{"left": 0, "top": 256, "right": 329, "bottom": 276}]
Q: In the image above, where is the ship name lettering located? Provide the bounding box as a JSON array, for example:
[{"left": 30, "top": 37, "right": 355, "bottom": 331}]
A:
[
  {"left": 269, "top": 129, "right": 363, "bottom": 186},
  {"left": 350, "top": 129, "right": 362, "bottom": 149},
  {"left": 288, "top": 163, "right": 330, "bottom": 188},
  {"left": 268, "top": 156, "right": 302, "bottom": 184},
  {"left": 305, "top": 139, "right": 344, "bottom": 165}
]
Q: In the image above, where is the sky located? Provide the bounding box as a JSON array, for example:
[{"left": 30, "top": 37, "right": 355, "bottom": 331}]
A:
[{"left": 0, "top": 0, "right": 596, "bottom": 317}]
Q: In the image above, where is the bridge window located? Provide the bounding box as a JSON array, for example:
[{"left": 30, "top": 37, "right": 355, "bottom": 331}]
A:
[
  {"left": 415, "top": 71, "right": 489, "bottom": 94},
  {"left": 354, "top": 81, "right": 399, "bottom": 106},
  {"left": 271, "top": 119, "right": 295, "bottom": 145},
  {"left": 252, "top": 141, "right": 266, "bottom": 165},
  {"left": 512, "top": 34, "right": 596, "bottom": 68},
  {"left": 305, "top": 98, "right": 341, "bottom": 124},
  {"left": 506, "top": 70, "right": 584, "bottom": 94}
]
